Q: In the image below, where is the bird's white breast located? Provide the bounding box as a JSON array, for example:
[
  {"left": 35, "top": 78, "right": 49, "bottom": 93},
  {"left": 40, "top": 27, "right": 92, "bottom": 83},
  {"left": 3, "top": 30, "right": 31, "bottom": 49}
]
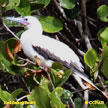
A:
[{"left": 20, "top": 29, "right": 83, "bottom": 71}]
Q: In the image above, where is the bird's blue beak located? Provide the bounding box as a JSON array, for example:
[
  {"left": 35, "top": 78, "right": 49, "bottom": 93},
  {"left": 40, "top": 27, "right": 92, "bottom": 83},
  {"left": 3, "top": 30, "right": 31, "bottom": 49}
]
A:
[{"left": 6, "top": 17, "right": 29, "bottom": 26}]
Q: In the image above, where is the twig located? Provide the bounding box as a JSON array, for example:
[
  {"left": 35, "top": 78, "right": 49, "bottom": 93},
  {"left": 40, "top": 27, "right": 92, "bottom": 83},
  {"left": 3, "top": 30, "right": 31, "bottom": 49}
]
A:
[
  {"left": 18, "top": 57, "right": 36, "bottom": 65},
  {"left": 81, "top": 15, "right": 97, "bottom": 22},
  {"left": 14, "top": 61, "right": 30, "bottom": 67},
  {"left": 98, "top": 75, "right": 106, "bottom": 91},
  {"left": 88, "top": 20, "right": 97, "bottom": 28},
  {"left": 81, "top": 0, "right": 92, "bottom": 49},
  {"left": 2, "top": 19, "right": 20, "bottom": 40},
  {"left": 3, "top": 83, "right": 9, "bottom": 91},
  {"left": 72, "top": 88, "right": 89, "bottom": 94},
  {"left": 73, "top": 74, "right": 89, "bottom": 108},
  {"left": 18, "top": 56, "right": 55, "bottom": 89},
  {"left": 69, "top": 98, "right": 75, "bottom": 108},
  {"left": 64, "top": 82, "right": 84, "bottom": 98},
  {"left": 83, "top": 90, "right": 89, "bottom": 108},
  {"left": 24, "top": 67, "right": 37, "bottom": 73},
  {"left": 46, "top": 70, "right": 55, "bottom": 90},
  {"left": 51, "top": 0, "right": 79, "bottom": 43},
  {"left": 21, "top": 77, "right": 31, "bottom": 93},
  {"left": 65, "top": 101, "right": 70, "bottom": 108},
  {"left": 16, "top": 95, "right": 27, "bottom": 102},
  {"left": 97, "top": 0, "right": 100, "bottom": 7},
  {"left": 52, "top": 0, "right": 67, "bottom": 20}
]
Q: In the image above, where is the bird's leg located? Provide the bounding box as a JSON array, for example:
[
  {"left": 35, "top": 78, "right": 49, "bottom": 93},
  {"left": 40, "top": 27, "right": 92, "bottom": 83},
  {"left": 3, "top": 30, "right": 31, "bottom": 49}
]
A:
[
  {"left": 34, "top": 55, "right": 41, "bottom": 67},
  {"left": 34, "top": 55, "right": 50, "bottom": 72}
]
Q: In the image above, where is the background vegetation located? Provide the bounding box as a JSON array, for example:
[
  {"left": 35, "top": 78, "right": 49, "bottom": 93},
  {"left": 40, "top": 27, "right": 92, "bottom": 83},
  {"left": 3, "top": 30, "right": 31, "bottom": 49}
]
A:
[{"left": 0, "top": 0, "right": 108, "bottom": 108}]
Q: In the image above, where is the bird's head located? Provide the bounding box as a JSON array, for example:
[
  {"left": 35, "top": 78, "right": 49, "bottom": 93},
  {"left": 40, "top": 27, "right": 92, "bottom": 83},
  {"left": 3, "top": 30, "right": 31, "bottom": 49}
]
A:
[{"left": 7, "top": 16, "right": 43, "bottom": 33}]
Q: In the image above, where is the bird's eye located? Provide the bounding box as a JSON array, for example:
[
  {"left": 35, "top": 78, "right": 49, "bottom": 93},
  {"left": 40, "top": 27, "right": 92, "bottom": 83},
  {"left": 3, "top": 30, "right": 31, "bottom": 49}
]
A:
[{"left": 24, "top": 18, "right": 28, "bottom": 21}]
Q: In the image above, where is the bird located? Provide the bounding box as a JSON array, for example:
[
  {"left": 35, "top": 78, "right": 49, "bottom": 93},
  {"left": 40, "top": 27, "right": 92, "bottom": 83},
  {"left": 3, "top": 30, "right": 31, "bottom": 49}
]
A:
[{"left": 6, "top": 16, "right": 100, "bottom": 90}]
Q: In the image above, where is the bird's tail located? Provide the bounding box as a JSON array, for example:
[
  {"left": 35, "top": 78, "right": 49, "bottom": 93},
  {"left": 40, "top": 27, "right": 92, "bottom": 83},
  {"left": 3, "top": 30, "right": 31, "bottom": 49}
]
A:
[{"left": 62, "top": 61, "right": 101, "bottom": 91}]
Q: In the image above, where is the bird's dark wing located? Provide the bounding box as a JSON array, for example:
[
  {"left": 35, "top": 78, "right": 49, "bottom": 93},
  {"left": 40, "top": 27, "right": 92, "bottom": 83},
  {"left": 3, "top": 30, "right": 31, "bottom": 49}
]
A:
[
  {"left": 32, "top": 45, "right": 83, "bottom": 73},
  {"left": 32, "top": 45, "right": 63, "bottom": 61}
]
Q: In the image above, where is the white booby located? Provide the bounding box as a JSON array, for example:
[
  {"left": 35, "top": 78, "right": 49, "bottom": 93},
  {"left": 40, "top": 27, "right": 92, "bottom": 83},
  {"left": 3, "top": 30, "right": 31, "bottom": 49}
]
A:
[{"left": 6, "top": 16, "right": 99, "bottom": 90}]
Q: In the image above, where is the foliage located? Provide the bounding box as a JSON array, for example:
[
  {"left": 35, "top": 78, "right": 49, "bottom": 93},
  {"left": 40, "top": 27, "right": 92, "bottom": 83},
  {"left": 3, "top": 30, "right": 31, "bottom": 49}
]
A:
[
  {"left": 59, "top": 0, "right": 75, "bottom": 9},
  {"left": 74, "top": 98, "right": 83, "bottom": 108},
  {"left": 39, "top": 16, "right": 63, "bottom": 33},
  {"left": 83, "top": 4, "right": 108, "bottom": 80},
  {"left": 0, "top": 0, "right": 108, "bottom": 108},
  {"left": 97, "top": 5, "right": 108, "bottom": 22}
]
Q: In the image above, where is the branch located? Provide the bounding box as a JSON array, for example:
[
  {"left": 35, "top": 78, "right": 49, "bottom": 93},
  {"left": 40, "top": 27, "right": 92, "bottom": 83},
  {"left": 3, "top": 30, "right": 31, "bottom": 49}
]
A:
[
  {"left": 73, "top": 74, "right": 89, "bottom": 108},
  {"left": 46, "top": 70, "right": 55, "bottom": 90},
  {"left": 2, "top": 19, "right": 19, "bottom": 40},
  {"left": 81, "top": 0, "right": 92, "bottom": 49},
  {"left": 69, "top": 98, "right": 75, "bottom": 108},
  {"left": 64, "top": 82, "right": 84, "bottom": 98},
  {"left": 98, "top": 75, "right": 106, "bottom": 91},
  {"left": 18, "top": 57, "right": 36, "bottom": 65},
  {"left": 52, "top": 0, "right": 67, "bottom": 20},
  {"left": 16, "top": 95, "right": 27, "bottom": 102}
]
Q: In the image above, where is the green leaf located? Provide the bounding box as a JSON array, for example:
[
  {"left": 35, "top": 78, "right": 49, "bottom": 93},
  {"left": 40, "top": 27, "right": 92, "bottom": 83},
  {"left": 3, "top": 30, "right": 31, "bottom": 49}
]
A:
[
  {"left": 0, "top": 38, "right": 25, "bottom": 75},
  {"left": 0, "top": 0, "right": 7, "bottom": 6},
  {"left": 39, "top": 16, "right": 63, "bottom": 33},
  {"left": 50, "top": 68, "right": 57, "bottom": 85},
  {"left": 98, "top": 27, "right": 108, "bottom": 47},
  {"left": 27, "top": 94, "right": 38, "bottom": 106},
  {"left": 59, "top": 0, "right": 75, "bottom": 9},
  {"left": 100, "top": 27, "right": 108, "bottom": 42},
  {"left": 84, "top": 48, "right": 98, "bottom": 68},
  {"left": 31, "top": 3, "right": 44, "bottom": 12},
  {"left": 11, "top": 89, "right": 23, "bottom": 100},
  {"left": 102, "top": 46, "right": 108, "bottom": 61},
  {"left": 27, "top": 105, "right": 39, "bottom": 108},
  {"left": 74, "top": 98, "right": 83, "bottom": 108},
  {"left": 97, "top": 28, "right": 107, "bottom": 48},
  {"left": 97, "top": 5, "right": 108, "bottom": 22},
  {"left": 102, "top": 57, "right": 108, "bottom": 79},
  {"left": 30, "top": 0, "right": 50, "bottom": 12},
  {"left": 31, "top": 86, "right": 51, "bottom": 108},
  {"left": 0, "top": 87, "right": 23, "bottom": 103},
  {"left": 0, "top": 41, "right": 15, "bottom": 75},
  {"left": 36, "top": 0, "right": 50, "bottom": 7},
  {"left": 64, "top": 5, "right": 80, "bottom": 19},
  {"left": 14, "top": 104, "right": 24, "bottom": 108},
  {"left": 27, "top": 95, "right": 39, "bottom": 108},
  {"left": 106, "top": 102, "right": 108, "bottom": 108},
  {"left": 50, "top": 87, "right": 66, "bottom": 108},
  {"left": 16, "top": 30, "right": 24, "bottom": 37},
  {"left": 31, "top": 0, "right": 50, "bottom": 10},
  {"left": 6, "top": 0, "right": 20, "bottom": 10},
  {"left": 6, "top": 38, "right": 17, "bottom": 53},
  {"left": 57, "top": 69, "right": 72, "bottom": 87},
  {"left": 15, "top": 0, "right": 31, "bottom": 16},
  {"left": 62, "top": 89, "right": 73, "bottom": 100},
  {"left": 0, "top": 86, "right": 11, "bottom": 101},
  {"left": 50, "top": 69, "right": 72, "bottom": 87},
  {"left": 39, "top": 77, "right": 50, "bottom": 92},
  {"left": 52, "top": 62, "right": 63, "bottom": 70}
]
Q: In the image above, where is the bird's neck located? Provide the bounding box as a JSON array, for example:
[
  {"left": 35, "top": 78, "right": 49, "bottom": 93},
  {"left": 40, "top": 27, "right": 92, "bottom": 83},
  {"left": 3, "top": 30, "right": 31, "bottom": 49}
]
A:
[
  {"left": 27, "top": 24, "right": 43, "bottom": 35},
  {"left": 21, "top": 26, "right": 42, "bottom": 40}
]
